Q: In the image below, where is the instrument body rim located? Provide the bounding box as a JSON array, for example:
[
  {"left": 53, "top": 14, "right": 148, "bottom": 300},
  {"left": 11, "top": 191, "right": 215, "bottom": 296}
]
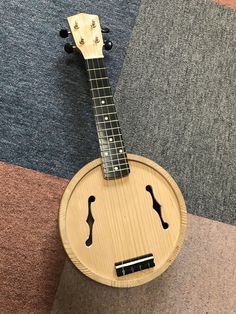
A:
[{"left": 59, "top": 153, "right": 187, "bottom": 288}]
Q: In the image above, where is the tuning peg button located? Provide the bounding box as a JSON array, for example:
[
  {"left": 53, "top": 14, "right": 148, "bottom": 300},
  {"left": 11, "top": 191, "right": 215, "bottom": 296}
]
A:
[
  {"left": 104, "top": 40, "right": 113, "bottom": 51},
  {"left": 64, "top": 43, "right": 75, "bottom": 54},
  {"left": 59, "top": 29, "right": 71, "bottom": 38},
  {"left": 101, "top": 26, "right": 110, "bottom": 33}
]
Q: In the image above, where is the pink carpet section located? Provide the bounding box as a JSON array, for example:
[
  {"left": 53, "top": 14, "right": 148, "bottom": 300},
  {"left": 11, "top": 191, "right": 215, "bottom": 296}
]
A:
[
  {"left": 51, "top": 214, "right": 236, "bottom": 314},
  {"left": 0, "top": 162, "right": 68, "bottom": 314},
  {"left": 214, "top": 0, "right": 236, "bottom": 9}
]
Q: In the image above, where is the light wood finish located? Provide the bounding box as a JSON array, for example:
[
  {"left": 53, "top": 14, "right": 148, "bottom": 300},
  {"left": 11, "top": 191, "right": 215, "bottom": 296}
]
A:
[
  {"left": 59, "top": 154, "right": 187, "bottom": 288},
  {"left": 67, "top": 13, "right": 104, "bottom": 60}
]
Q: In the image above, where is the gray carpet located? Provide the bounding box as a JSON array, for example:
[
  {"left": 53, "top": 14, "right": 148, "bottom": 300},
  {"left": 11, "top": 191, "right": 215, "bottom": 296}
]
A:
[
  {"left": 114, "top": 0, "right": 236, "bottom": 225},
  {"left": 0, "top": 0, "right": 140, "bottom": 177}
]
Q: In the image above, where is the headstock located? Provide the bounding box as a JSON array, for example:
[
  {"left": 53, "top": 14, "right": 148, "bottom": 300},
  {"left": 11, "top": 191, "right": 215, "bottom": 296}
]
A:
[{"left": 60, "top": 13, "right": 112, "bottom": 59}]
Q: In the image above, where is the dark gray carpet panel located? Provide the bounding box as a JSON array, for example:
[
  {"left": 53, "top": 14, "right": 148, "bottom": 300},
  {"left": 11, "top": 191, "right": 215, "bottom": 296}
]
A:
[
  {"left": 114, "top": 0, "right": 236, "bottom": 224},
  {"left": 0, "top": 0, "right": 140, "bottom": 177}
]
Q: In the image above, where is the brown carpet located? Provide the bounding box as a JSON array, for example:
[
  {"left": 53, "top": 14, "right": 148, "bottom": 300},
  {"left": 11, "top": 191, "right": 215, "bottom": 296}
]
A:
[{"left": 0, "top": 162, "right": 67, "bottom": 314}]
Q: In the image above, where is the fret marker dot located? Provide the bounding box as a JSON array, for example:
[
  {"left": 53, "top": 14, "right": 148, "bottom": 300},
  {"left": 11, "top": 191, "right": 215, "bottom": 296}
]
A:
[
  {"left": 101, "top": 100, "right": 105, "bottom": 104},
  {"left": 114, "top": 166, "right": 119, "bottom": 171},
  {"left": 104, "top": 116, "right": 108, "bottom": 120},
  {"left": 119, "top": 149, "right": 123, "bottom": 153},
  {"left": 109, "top": 138, "right": 113, "bottom": 142},
  {"left": 104, "top": 152, "right": 108, "bottom": 156}
]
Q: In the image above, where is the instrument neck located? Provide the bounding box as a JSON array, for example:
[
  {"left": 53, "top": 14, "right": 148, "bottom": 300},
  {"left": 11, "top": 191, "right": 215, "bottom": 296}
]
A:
[{"left": 85, "top": 58, "right": 130, "bottom": 180}]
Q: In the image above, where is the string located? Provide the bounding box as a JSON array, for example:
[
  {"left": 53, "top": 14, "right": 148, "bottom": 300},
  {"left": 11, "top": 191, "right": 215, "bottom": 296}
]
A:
[
  {"left": 96, "top": 58, "right": 142, "bottom": 259},
  {"left": 92, "top": 57, "right": 127, "bottom": 259},
  {"left": 86, "top": 57, "right": 144, "bottom": 261},
  {"left": 86, "top": 57, "right": 120, "bottom": 262},
  {"left": 98, "top": 57, "right": 134, "bottom": 260}
]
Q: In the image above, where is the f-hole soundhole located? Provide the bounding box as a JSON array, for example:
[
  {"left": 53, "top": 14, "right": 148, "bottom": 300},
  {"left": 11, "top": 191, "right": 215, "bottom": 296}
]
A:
[
  {"left": 85, "top": 195, "right": 95, "bottom": 247},
  {"left": 146, "top": 185, "right": 169, "bottom": 229}
]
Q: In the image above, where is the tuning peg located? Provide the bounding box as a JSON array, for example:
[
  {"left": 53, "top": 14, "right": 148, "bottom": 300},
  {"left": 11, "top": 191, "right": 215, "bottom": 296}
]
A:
[
  {"left": 104, "top": 40, "right": 113, "bottom": 51},
  {"left": 64, "top": 43, "right": 75, "bottom": 54},
  {"left": 101, "top": 26, "right": 110, "bottom": 33},
  {"left": 59, "top": 29, "right": 71, "bottom": 38}
]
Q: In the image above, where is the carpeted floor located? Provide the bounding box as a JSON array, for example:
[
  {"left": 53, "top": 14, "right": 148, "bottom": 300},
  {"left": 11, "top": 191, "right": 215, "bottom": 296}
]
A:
[
  {"left": 115, "top": 0, "right": 236, "bottom": 224},
  {"left": 0, "top": 0, "right": 141, "bottom": 178},
  {"left": 0, "top": 0, "right": 235, "bottom": 313}
]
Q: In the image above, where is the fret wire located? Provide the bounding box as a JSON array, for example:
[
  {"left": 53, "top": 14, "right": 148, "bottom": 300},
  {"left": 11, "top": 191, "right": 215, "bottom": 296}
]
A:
[
  {"left": 103, "top": 169, "right": 130, "bottom": 178},
  {"left": 104, "top": 167, "right": 130, "bottom": 173},
  {"left": 99, "top": 137, "right": 123, "bottom": 143},
  {"left": 98, "top": 135, "right": 123, "bottom": 140},
  {"left": 104, "top": 162, "right": 129, "bottom": 168},
  {"left": 93, "top": 104, "right": 115, "bottom": 108},
  {"left": 87, "top": 67, "right": 107, "bottom": 71},
  {"left": 99, "top": 138, "right": 124, "bottom": 143},
  {"left": 101, "top": 151, "right": 126, "bottom": 157},
  {"left": 88, "top": 70, "right": 107, "bottom": 80},
  {"left": 100, "top": 146, "right": 125, "bottom": 152},
  {"left": 99, "top": 146, "right": 124, "bottom": 152},
  {"left": 89, "top": 77, "right": 108, "bottom": 81},
  {"left": 103, "top": 165, "right": 130, "bottom": 171},
  {"left": 92, "top": 95, "right": 113, "bottom": 100},
  {"left": 98, "top": 133, "right": 122, "bottom": 138},
  {"left": 95, "top": 112, "right": 117, "bottom": 117},
  {"left": 91, "top": 86, "right": 111, "bottom": 91},
  {"left": 94, "top": 109, "right": 116, "bottom": 116},
  {"left": 98, "top": 131, "right": 122, "bottom": 135},
  {"left": 101, "top": 152, "right": 126, "bottom": 157},
  {"left": 99, "top": 146, "right": 126, "bottom": 155},
  {"left": 103, "top": 163, "right": 129, "bottom": 169},
  {"left": 96, "top": 126, "right": 120, "bottom": 131},
  {"left": 98, "top": 132, "right": 123, "bottom": 138},
  {"left": 91, "top": 91, "right": 112, "bottom": 98},
  {"left": 90, "top": 79, "right": 110, "bottom": 89},
  {"left": 94, "top": 106, "right": 116, "bottom": 111},
  {"left": 99, "top": 135, "right": 123, "bottom": 139},
  {"left": 96, "top": 120, "right": 119, "bottom": 124},
  {"left": 96, "top": 124, "right": 120, "bottom": 130},
  {"left": 104, "top": 161, "right": 127, "bottom": 167}
]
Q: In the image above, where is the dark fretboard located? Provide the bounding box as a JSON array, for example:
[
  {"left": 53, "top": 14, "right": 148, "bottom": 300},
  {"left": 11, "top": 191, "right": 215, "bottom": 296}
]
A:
[{"left": 85, "top": 58, "right": 130, "bottom": 180}]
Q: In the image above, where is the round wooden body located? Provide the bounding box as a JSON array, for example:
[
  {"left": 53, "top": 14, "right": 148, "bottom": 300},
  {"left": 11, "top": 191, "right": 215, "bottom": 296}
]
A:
[{"left": 59, "top": 154, "right": 187, "bottom": 288}]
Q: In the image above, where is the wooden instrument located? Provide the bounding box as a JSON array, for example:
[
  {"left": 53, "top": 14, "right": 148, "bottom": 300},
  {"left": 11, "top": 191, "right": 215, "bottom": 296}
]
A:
[{"left": 59, "top": 13, "right": 187, "bottom": 288}]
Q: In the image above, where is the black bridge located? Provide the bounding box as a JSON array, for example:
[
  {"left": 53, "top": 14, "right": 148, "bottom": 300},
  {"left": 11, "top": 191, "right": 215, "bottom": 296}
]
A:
[{"left": 115, "top": 253, "right": 155, "bottom": 277}]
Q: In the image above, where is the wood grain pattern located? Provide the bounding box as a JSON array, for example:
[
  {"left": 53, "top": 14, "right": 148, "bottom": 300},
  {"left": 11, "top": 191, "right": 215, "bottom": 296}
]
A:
[
  {"left": 68, "top": 13, "right": 104, "bottom": 59},
  {"left": 59, "top": 154, "right": 187, "bottom": 287}
]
